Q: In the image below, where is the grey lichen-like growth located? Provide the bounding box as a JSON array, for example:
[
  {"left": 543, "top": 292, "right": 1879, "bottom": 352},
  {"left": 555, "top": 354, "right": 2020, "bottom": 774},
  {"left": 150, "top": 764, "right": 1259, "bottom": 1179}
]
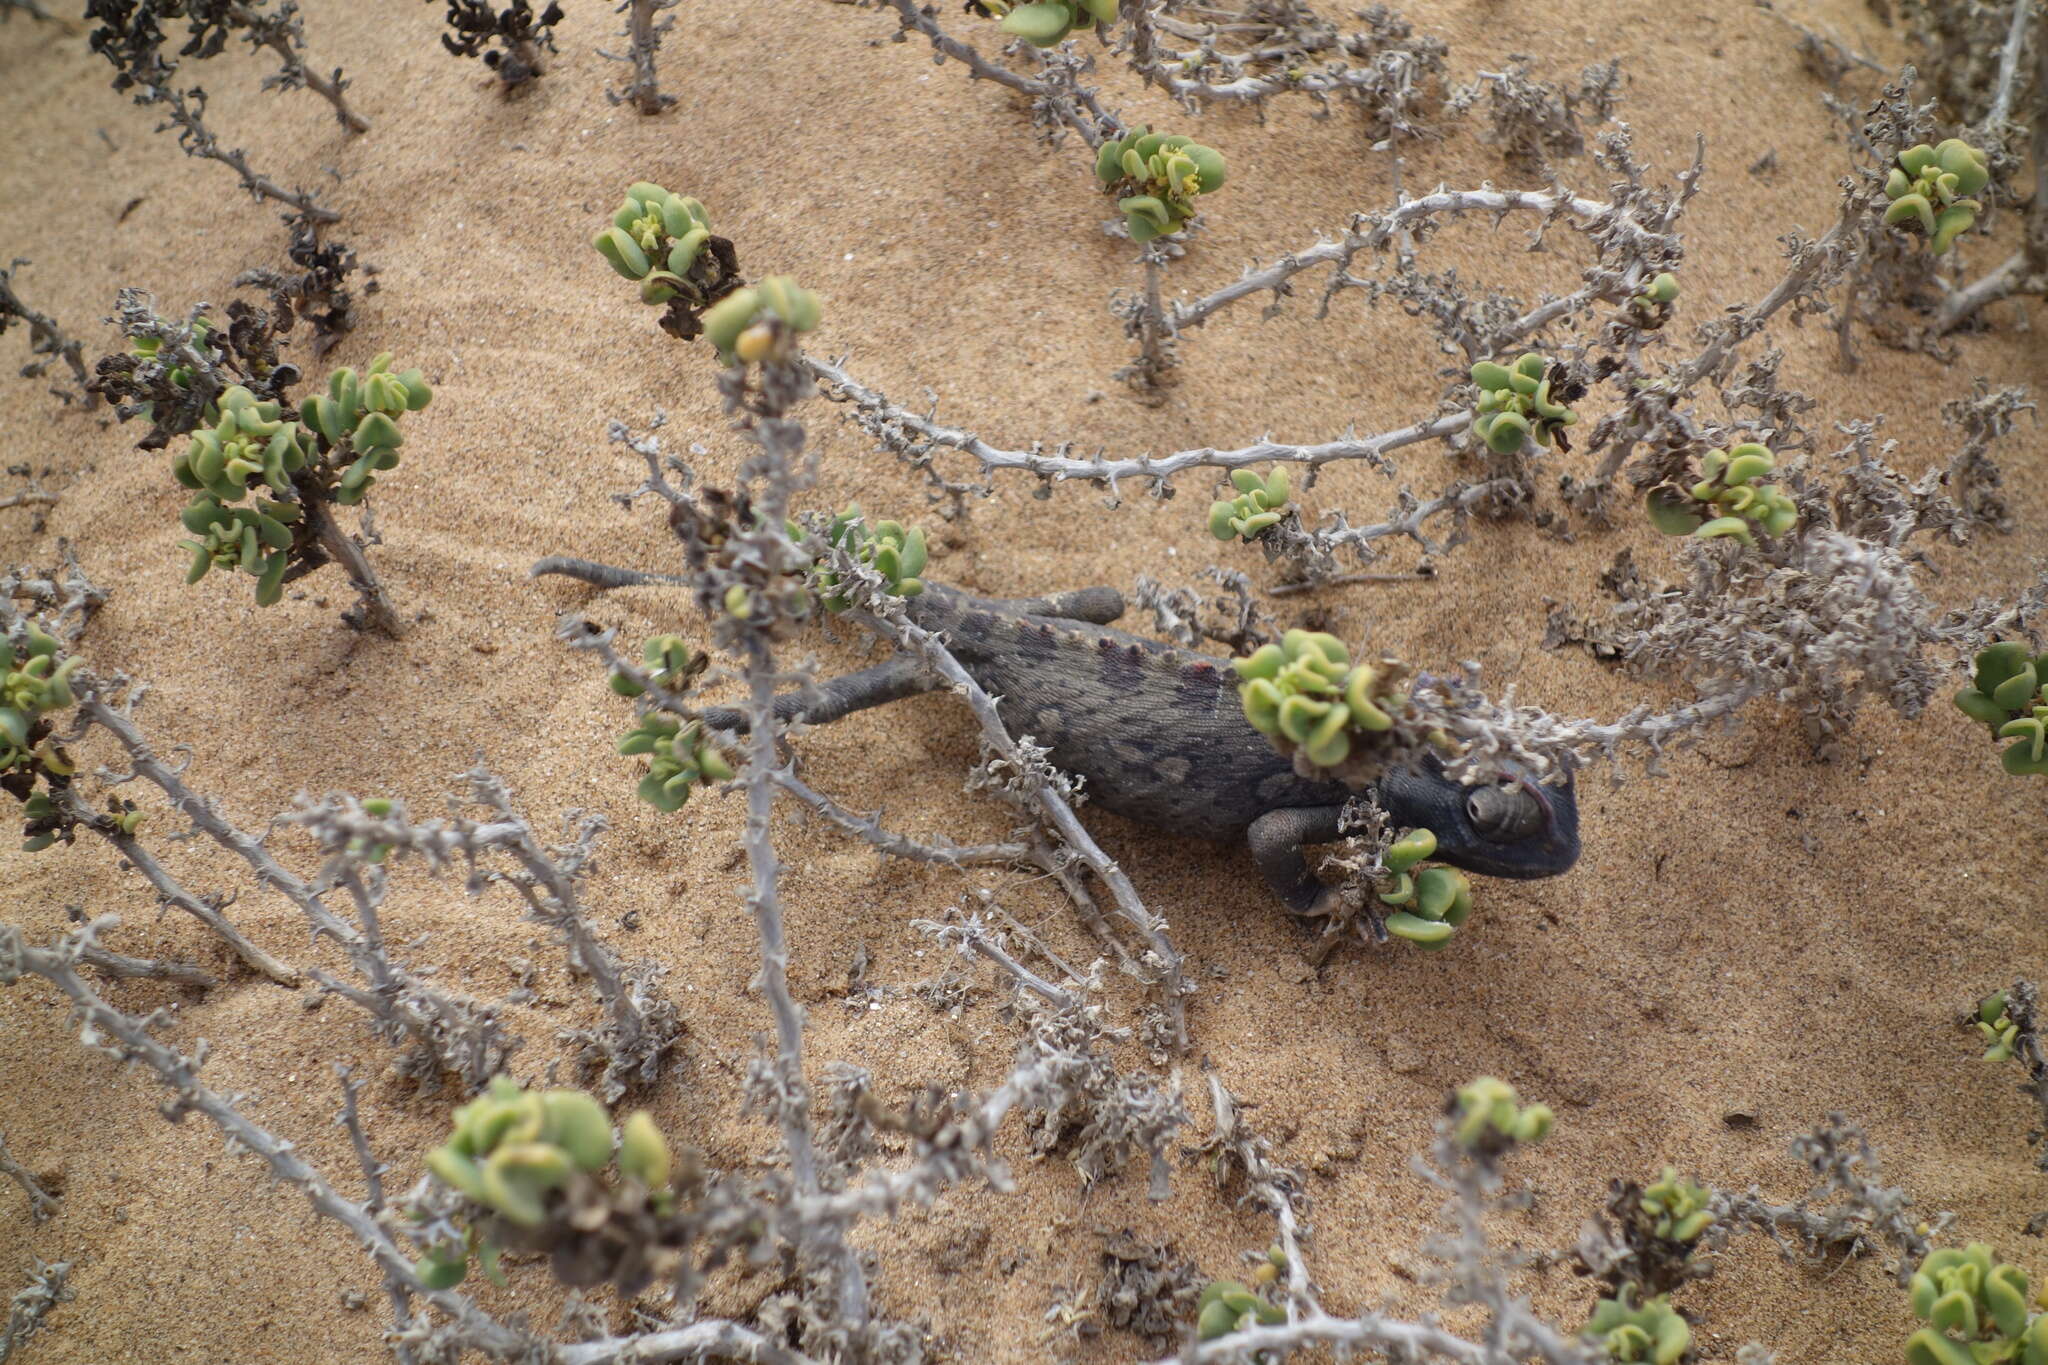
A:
[
  {"left": 89, "top": 291, "right": 298, "bottom": 449},
  {"left": 1097, "top": 1229, "right": 1205, "bottom": 1347},
  {"left": 1122, "top": 0, "right": 1449, "bottom": 138},
  {"left": 0, "top": 261, "right": 95, "bottom": 407},
  {"left": 601, "top": 0, "right": 679, "bottom": 113},
  {"left": 1133, "top": 568, "right": 1275, "bottom": 654},
  {"left": 1448, "top": 56, "right": 1625, "bottom": 169},
  {"left": 0, "top": 1258, "right": 72, "bottom": 1364},
  {"left": 1715, "top": 1116, "right": 1949, "bottom": 1285},
  {"left": 1587, "top": 410, "right": 2033, "bottom": 754}
]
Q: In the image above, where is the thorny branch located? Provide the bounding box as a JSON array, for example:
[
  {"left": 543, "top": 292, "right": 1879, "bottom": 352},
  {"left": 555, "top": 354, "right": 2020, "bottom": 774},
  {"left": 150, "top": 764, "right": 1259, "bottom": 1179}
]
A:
[
  {"left": 281, "top": 772, "right": 682, "bottom": 1102},
  {"left": 60, "top": 669, "right": 515, "bottom": 1085},
  {"left": 1120, "top": 0, "right": 1447, "bottom": 131},
  {"left": 0, "top": 1131, "right": 60, "bottom": 1224},
  {"left": 876, "top": 0, "right": 1127, "bottom": 146},
  {"left": 0, "top": 261, "right": 94, "bottom": 406},
  {"left": 836, "top": 547, "right": 1193, "bottom": 1049},
  {"left": 602, "top": 0, "right": 679, "bottom": 113}
]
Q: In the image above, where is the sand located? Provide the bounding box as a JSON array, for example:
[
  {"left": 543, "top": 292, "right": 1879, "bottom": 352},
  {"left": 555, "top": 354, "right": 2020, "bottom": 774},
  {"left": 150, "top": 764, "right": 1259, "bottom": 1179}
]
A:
[{"left": 2, "top": 0, "right": 2045, "bottom": 1360}]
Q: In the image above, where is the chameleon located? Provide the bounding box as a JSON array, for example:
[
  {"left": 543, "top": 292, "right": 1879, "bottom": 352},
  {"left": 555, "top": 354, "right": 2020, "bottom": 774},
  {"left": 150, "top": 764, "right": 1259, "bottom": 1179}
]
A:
[{"left": 535, "top": 561, "right": 1581, "bottom": 917}]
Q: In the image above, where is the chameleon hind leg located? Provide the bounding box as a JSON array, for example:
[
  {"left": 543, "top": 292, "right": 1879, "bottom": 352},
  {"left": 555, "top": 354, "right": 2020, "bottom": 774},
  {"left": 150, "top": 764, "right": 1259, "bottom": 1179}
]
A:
[
  {"left": 1246, "top": 805, "right": 1349, "bottom": 915},
  {"left": 698, "top": 653, "right": 937, "bottom": 734}
]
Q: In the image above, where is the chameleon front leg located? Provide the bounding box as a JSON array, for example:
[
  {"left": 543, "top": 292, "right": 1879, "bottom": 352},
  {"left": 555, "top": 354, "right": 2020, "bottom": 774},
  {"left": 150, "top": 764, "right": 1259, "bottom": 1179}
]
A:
[
  {"left": 1245, "top": 805, "right": 1349, "bottom": 915},
  {"left": 698, "top": 653, "right": 937, "bottom": 734}
]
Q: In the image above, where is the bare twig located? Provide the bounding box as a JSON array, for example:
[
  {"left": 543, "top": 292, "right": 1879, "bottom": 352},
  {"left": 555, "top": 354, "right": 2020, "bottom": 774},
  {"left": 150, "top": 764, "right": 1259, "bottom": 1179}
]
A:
[
  {"left": 602, "top": 0, "right": 679, "bottom": 113},
  {"left": 0, "top": 1132, "right": 59, "bottom": 1224},
  {"left": 0, "top": 260, "right": 95, "bottom": 406}
]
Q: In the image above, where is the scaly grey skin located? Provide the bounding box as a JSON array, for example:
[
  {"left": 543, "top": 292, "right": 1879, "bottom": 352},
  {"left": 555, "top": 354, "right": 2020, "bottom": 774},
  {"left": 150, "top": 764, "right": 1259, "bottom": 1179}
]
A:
[{"left": 536, "top": 563, "right": 1580, "bottom": 915}]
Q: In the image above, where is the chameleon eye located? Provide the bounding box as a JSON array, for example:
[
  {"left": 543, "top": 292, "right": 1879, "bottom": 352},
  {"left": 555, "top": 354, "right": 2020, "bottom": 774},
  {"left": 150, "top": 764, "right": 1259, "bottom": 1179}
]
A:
[{"left": 1465, "top": 783, "right": 1545, "bottom": 842}]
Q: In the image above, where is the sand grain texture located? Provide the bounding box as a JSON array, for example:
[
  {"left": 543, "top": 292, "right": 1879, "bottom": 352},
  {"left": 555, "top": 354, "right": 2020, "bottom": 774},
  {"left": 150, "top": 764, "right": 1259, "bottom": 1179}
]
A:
[{"left": 2, "top": 1, "right": 2045, "bottom": 1361}]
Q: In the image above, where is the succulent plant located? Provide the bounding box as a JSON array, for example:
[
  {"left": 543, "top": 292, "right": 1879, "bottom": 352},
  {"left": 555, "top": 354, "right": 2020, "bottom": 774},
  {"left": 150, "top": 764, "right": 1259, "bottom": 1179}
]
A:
[
  {"left": 592, "top": 183, "right": 747, "bottom": 342},
  {"left": 300, "top": 352, "right": 433, "bottom": 505},
  {"left": 1645, "top": 443, "right": 1798, "bottom": 546},
  {"left": 607, "top": 635, "right": 705, "bottom": 699},
  {"left": 808, "top": 505, "right": 929, "bottom": 609},
  {"left": 173, "top": 385, "right": 311, "bottom": 504},
  {"left": 1885, "top": 139, "right": 1991, "bottom": 255},
  {"left": 618, "top": 714, "right": 735, "bottom": 812},
  {"left": 1978, "top": 991, "right": 2020, "bottom": 1063},
  {"left": 699, "top": 275, "right": 821, "bottom": 365},
  {"left": 1469, "top": 352, "right": 1579, "bottom": 454},
  {"left": 177, "top": 498, "right": 303, "bottom": 604},
  {"left": 976, "top": 0, "right": 1116, "bottom": 46},
  {"left": 1233, "top": 630, "right": 1407, "bottom": 771},
  {"left": 1208, "top": 468, "right": 1291, "bottom": 542},
  {"left": 1905, "top": 1244, "right": 2048, "bottom": 1365},
  {"left": 167, "top": 357, "right": 427, "bottom": 608},
  {"left": 174, "top": 421, "right": 305, "bottom": 604},
  {"left": 1955, "top": 644, "right": 2048, "bottom": 776},
  {"left": 1094, "top": 126, "right": 1228, "bottom": 242},
  {"left": 1638, "top": 1167, "right": 1714, "bottom": 1244},
  {"left": 418, "top": 1076, "right": 678, "bottom": 1288},
  {"left": 1450, "top": 1076, "right": 1553, "bottom": 1152},
  {"left": 1626, "top": 271, "right": 1679, "bottom": 328},
  {"left": 0, "top": 623, "right": 78, "bottom": 776},
  {"left": 596, "top": 185, "right": 714, "bottom": 299},
  {"left": 1371, "top": 827, "right": 1476, "bottom": 948},
  {"left": 1585, "top": 1289, "right": 1691, "bottom": 1364},
  {"left": 1194, "top": 1277, "right": 1286, "bottom": 1340}
]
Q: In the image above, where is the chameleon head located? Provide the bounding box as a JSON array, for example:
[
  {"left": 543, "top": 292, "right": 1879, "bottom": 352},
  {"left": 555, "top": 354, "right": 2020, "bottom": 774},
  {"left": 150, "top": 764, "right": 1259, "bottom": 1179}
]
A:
[{"left": 1376, "top": 758, "right": 1580, "bottom": 880}]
